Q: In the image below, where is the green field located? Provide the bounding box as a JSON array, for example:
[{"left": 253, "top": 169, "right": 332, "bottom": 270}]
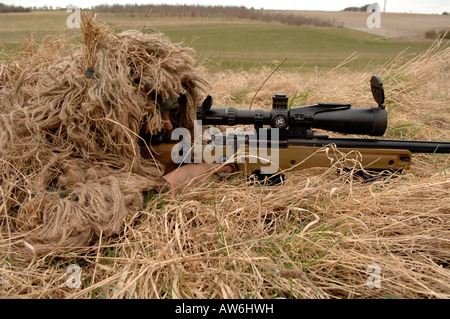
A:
[
  {"left": 154, "top": 21, "right": 427, "bottom": 70},
  {"left": 0, "top": 11, "right": 434, "bottom": 71}
]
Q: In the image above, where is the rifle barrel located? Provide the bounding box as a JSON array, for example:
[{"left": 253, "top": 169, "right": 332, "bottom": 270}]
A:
[{"left": 289, "top": 137, "right": 450, "bottom": 154}]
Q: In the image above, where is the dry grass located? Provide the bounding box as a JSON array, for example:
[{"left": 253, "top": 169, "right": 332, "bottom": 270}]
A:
[{"left": 0, "top": 29, "right": 449, "bottom": 299}]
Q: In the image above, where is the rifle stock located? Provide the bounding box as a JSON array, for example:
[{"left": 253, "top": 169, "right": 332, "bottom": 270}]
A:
[{"left": 149, "top": 142, "right": 414, "bottom": 174}]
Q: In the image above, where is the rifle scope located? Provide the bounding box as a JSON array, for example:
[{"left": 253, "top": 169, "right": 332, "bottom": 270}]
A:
[{"left": 197, "top": 95, "right": 387, "bottom": 137}]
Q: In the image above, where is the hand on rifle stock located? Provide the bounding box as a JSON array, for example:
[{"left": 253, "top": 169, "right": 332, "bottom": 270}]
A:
[{"left": 162, "top": 163, "right": 235, "bottom": 193}]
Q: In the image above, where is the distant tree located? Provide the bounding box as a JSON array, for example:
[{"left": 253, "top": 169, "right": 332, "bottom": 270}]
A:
[
  {"left": 425, "top": 29, "right": 450, "bottom": 40},
  {"left": 0, "top": 2, "right": 31, "bottom": 13},
  {"left": 425, "top": 30, "right": 437, "bottom": 39},
  {"left": 343, "top": 3, "right": 380, "bottom": 12}
]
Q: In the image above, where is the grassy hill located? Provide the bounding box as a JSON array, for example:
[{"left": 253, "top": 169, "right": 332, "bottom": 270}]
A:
[{"left": 0, "top": 11, "right": 433, "bottom": 71}]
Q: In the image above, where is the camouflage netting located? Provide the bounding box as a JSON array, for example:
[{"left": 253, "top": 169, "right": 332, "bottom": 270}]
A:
[{"left": 0, "top": 13, "right": 207, "bottom": 256}]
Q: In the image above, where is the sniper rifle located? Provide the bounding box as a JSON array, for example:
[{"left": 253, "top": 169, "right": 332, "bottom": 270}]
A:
[{"left": 148, "top": 76, "right": 450, "bottom": 182}]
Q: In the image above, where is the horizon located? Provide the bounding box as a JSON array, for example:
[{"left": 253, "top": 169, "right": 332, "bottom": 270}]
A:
[{"left": 2, "top": 0, "right": 450, "bottom": 15}]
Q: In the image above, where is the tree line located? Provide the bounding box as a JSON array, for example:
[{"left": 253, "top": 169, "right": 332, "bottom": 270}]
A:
[
  {"left": 92, "top": 4, "right": 342, "bottom": 28},
  {"left": 0, "top": 2, "right": 31, "bottom": 13},
  {"left": 0, "top": 3, "right": 342, "bottom": 28}
]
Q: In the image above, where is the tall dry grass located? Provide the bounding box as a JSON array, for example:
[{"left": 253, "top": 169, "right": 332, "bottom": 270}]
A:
[{"left": 0, "top": 36, "right": 449, "bottom": 299}]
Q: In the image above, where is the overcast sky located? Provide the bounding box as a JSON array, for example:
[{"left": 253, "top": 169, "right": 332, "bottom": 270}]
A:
[{"left": 2, "top": 0, "right": 450, "bottom": 14}]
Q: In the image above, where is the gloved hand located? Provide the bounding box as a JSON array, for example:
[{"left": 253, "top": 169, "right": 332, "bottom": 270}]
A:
[{"left": 162, "top": 163, "right": 235, "bottom": 193}]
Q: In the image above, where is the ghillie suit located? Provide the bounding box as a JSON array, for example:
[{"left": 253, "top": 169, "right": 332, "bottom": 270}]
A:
[{"left": 0, "top": 13, "right": 206, "bottom": 256}]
